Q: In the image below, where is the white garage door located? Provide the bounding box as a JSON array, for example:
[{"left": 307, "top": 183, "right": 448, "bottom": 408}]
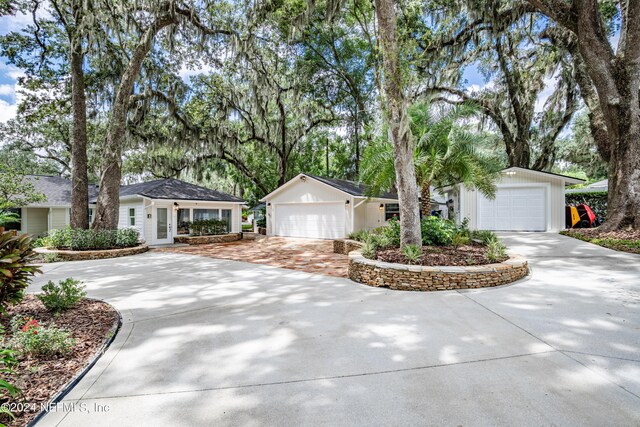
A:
[
  {"left": 478, "top": 187, "right": 547, "bottom": 231},
  {"left": 274, "top": 203, "right": 345, "bottom": 239}
]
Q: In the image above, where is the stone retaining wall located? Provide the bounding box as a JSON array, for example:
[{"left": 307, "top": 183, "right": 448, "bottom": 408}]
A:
[
  {"left": 333, "top": 239, "right": 364, "bottom": 255},
  {"left": 36, "top": 245, "right": 149, "bottom": 262},
  {"left": 173, "top": 233, "right": 242, "bottom": 245},
  {"left": 349, "top": 251, "right": 528, "bottom": 291}
]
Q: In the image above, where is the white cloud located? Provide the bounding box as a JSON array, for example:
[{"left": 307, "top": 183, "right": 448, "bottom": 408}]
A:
[
  {"left": 0, "top": 63, "right": 25, "bottom": 81},
  {"left": 0, "top": 98, "right": 17, "bottom": 123},
  {"left": 0, "top": 84, "right": 14, "bottom": 96}
]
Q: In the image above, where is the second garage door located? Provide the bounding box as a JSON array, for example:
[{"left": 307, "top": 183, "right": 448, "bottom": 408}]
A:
[
  {"left": 274, "top": 203, "right": 345, "bottom": 239},
  {"left": 477, "top": 187, "right": 547, "bottom": 231}
]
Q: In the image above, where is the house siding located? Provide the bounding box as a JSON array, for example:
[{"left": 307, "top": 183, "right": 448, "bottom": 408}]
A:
[
  {"left": 50, "top": 208, "right": 69, "bottom": 230},
  {"left": 25, "top": 208, "right": 49, "bottom": 236},
  {"left": 118, "top": 199, "right": 145, "bottom": 236}
]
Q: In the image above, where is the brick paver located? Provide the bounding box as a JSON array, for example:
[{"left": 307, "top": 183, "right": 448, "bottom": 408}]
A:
[{"left": 155, "top": 237, "right": 348, "bottom": 277}]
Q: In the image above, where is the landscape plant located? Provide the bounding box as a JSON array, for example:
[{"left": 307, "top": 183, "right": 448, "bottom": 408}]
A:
[
  {"left": 9, "top": 316, "right": 75, "bottom": 357},
  {"left": 401, "top": 244, "right": 422, "bottom": 264},
  {"left": 0, "top": 232, "right": 41, "bottom": 314},
  {"left": 37, "top": 278, "right": 86, "bottom": 313},
  {"left": 46, "top": 227, "right": 140, "bottom": 251}
]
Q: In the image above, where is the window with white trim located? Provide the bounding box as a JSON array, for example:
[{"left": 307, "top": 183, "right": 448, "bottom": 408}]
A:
[{"left": 129, "top": 208, "right": 136, "bottom": 226}]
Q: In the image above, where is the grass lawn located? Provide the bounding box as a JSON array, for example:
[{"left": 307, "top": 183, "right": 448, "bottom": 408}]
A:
[{"left": 560, "top": 228, "right": 640, "bottom": 254}]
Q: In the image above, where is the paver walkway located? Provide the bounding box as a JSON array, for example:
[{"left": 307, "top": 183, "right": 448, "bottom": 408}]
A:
[
  {"left": 155, "top": 236, "right": 348, "bottom": 277},
  {"left": 31, "top": 233, "right": 640, "bottom": 426}
]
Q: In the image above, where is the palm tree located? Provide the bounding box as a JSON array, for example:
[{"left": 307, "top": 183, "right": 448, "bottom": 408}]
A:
[{"left": 361, "top": 102, "right": 501, "bottom": 217}]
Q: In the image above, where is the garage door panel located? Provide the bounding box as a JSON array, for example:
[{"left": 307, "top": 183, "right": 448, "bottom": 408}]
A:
[
  {"left": 478, "top": 187, "right": 546, "bottom": 231},
  {"left": 274, "top": 203, "right": 345, "bottom": 239}
]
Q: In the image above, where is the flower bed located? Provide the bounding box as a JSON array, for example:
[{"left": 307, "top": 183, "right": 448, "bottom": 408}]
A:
[
  {"left": 375, "top": 244, "right": 507, "bottom": 266},
  {"left": 35, "top": 244, "right": 148, "bottom": 261},
  {"left": 0, "top": 294, "right": 119, "bottom": 426},
  {"left": 349, "top": 251, "right": 528, "bottom": 291},
  {"left": 560, "top": 228, "right": 640, "bottom": 254},
  {"left": 173, "top": 233, "right": 242, "bottom": 245}
]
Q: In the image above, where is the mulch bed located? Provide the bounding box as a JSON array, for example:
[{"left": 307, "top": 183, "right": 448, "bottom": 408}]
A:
[
  {"left": 375, "top": 244, "right": 508, "bottom": 266},
  {"left": 0, "top": 295, "right": 118, "bottom": 427},
  {"left": 561, "top": 228, "right": 640, "bottom": 254}
]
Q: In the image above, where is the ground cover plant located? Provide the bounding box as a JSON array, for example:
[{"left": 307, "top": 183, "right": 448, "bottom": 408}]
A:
[
  {"left": 348, "top": 217, "right": 509, "bottom": 266},
  {"left": 560, "top": 228, "right": 640, "bottom": 255},
  {"left": 44, "top": 227, "right": 140, "bottom": 251}
]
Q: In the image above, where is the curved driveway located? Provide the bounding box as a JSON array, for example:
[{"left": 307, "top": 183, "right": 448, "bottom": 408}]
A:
[{"left": 33, "top": 233, "right": 640, "bottom": 426}]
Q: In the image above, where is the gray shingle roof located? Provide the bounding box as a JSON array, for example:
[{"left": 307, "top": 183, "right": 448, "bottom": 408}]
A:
[
  {"left": 96, "top": 179, "right": 244, "bottom": 203},
  {"left": 305, "top": 174, "right": 398, "bottom": 199},
  {"left": 22, "top": 175, "right": 99, "bottom": 207}
]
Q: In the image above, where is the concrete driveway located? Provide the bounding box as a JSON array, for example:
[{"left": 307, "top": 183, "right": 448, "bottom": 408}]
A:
[{"left": 32, "top": 233, "right": 640, "bottom": 426}]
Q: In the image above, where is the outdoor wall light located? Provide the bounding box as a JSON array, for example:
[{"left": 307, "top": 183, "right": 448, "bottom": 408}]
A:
[
  {"left": 345, "top": 200, "right": 350, "bottom": 205},
  {"left": 267, "top": 203, "right": 271, "bottom": 206},
  {"left": 147, "top": 213, "right": 152, "bottom": 219},
  {"left": 379, "top": 203, "right": 384, "bottom": 211},
  {"left": 300, "top": 175, "right": 307, "bottom": 182}
]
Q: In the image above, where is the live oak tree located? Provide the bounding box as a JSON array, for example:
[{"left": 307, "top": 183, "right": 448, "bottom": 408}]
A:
[
  {"left": 425, "top": 1, "right": 578, "bottom": 171},
  {"left": 523, "top": 0, "right": 640, "bottom": 230},
  {"left": 90, "top": 0, "right": 234, "bottom": 230}
]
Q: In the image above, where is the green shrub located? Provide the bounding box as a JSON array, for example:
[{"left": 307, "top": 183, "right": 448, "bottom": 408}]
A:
[
  {"left": 185, "top": 219, "right": 229, "bottom": 236},
  {"left": 452, "top": 233, "right": 470, "bottom": 248},
  {"left": 0, "top": 327, "right": 20, "bottom": 422},
  {"left": 347, "top": 229, "right": 371, "bottom": 242},
  {"left": 421, "top": 216, "right": 458, "bottom": 246},
  {"left": 9, "top": 316, "right": 75, "bottom": 357},
  {"left": 470, "top": 230, "right": 499, "bottom": 245},
  {"left": 361, "top": 242, "right": 376, "bottom": 259},
  {"left": 372, "top": 234, "right": 393, "bottom": 249},
  {"left": 32, "top": 235, "right": 52, "bottom": 248},
  {"left": 116, "top": 228, "right": 139, "bottom": 247},
  {"left": 0, "top": 232, "right": 41, "bottom": 314},
  {"left": 486, "top": 239, "right": 507, "bottom": 262},
  {"left": 47, "top": 227, "right": 139, "bottom": 250},
  {"left": 256, "top": 217, "right": 266, "bottom": 228},
  {"left": 37, "top": 278, "right": 86, "bottom": 313},
  {"left": 401, "top": 244, "right": 422, "bottom": 264},
  {"left": 48, "top": 227, "right": 71, "bottom": 249},
  {"left": 382, "top": 217, "right": 401, "bottom": 247}
]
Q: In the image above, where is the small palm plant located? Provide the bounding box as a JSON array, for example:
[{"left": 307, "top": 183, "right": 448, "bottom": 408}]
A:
[
  {"left": 401, "top": 244, "right": 422, "bottom": 264},
  {"left": 361, "top": 102, "right": 501, "bottom": 217}
]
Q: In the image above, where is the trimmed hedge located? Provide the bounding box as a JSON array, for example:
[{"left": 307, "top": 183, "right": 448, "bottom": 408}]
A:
[
  {"left": 47, "top": 227, "right": 140, "bottom": 251},
  {"left": 565, "top": 191, "right": 607, "bottom": 221}
]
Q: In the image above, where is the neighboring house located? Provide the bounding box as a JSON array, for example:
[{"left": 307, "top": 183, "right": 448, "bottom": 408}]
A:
[
  {"left": 565, "top": 178, "right": 608, "bottom": 194},
  {"left": 14, "top": 175, "right": 244, "bottom": 245},
  {"left": 444, "top": 167, "right": 584, "bottom": 232},
  {"left": 8, "top": 175, "right": 99, "bottom": 236},
  {"left": 88, "top": 179, "right": 244, "bottom": 245},
  {"left": 262, "top": 174, "right": 410, "bottom": 239}
]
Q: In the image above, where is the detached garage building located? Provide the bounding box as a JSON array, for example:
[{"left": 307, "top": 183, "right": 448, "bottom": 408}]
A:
[
  {"left": 445, "top": 167, "right": 584, "bottom": 232},
  {"left": 261, "top": 174, "right": 400, "bottom": 239}
]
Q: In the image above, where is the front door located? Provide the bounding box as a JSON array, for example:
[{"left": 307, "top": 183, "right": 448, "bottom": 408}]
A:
[{"left": 154, "top": 207, "right": 172, "bottom": 244}]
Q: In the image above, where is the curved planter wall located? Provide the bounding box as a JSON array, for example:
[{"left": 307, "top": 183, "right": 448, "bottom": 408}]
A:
[
  {"left": 349, "top": 251, "right": 528, "bottom": 291},
  {"left": 333, "top": 239, "right": 364, "bottom": 255},
  {"left": 36, "top": 245, "right": 149, "bottom": 261},
  {"left": 173, "top": 233, "right": 242, "bottom": 245}
]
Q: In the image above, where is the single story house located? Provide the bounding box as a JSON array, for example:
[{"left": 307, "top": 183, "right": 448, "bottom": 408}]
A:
[
  {"left": 565, "top": 178, "right": 608, "bottom": 194},
  {"left": 13, "top": 175, "right": 244, "bottom": 245},
  {"left": 260, "top": 173, "right": 444, "bottom": 239},
  {"left": 444, "top": 167, "right": 584, "bottom": 232},
  {"left": 88, "top": 179, "right": 244, "bottom": 245},
  {"left": 6, "top": 175, "right": 99, "bottom": 236}
]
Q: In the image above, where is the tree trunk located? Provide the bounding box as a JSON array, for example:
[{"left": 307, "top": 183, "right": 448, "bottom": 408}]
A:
[
  {"left": 93, "top": 14, "right": 176, "bottom": 230},
  {"left": 526, "top": 0, "right": 640, "bottom": 229},
  {"left": 420, "top": 183, "right": 432, "bottom": 218},
  {"left": 374, "top": 0, "right": 421, "bottom": 247},
  {"left": 69, "top": 5, "right": 89, "bottom": 230}
]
